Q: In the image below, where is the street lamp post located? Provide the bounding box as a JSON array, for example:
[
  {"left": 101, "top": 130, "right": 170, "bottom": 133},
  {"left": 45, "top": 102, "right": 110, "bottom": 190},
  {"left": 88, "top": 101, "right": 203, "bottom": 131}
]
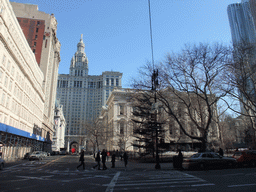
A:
[{"left": 152, "top": 69, "right": 161, "bottom": 169}]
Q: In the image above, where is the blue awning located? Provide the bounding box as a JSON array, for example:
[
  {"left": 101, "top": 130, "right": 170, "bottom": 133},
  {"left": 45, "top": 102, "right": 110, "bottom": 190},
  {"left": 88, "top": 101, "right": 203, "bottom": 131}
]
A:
[{"left": 0, "top": 123, "right": 45, "bottom": 141}]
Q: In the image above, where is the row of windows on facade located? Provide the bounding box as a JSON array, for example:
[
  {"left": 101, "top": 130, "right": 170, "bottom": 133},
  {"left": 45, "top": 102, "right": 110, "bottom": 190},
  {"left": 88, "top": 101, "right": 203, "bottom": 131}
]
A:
[
  {"left": 57, "top": 78, "right": 119, "bottom": 88},
  {"left": 1, "top": 55, "right": 43, "bottom": 123},
  {"left": 0, "top": 112, "right": 31, "bottom": 134},
  {"left": 1, "top": 73, "right": 42, "bottom": 120},
  {"left": 1, "top": 54, "right": 41, "bottom": 103},
  {"left": 74, "top": 70, "right": 84, "bottom": 76}
]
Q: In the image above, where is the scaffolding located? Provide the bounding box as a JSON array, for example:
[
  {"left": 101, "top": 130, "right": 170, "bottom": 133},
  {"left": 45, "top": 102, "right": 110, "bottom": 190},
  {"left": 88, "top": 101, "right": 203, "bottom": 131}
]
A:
[{"left": 0, "top": 131, "right": 43, "bottom": 161}]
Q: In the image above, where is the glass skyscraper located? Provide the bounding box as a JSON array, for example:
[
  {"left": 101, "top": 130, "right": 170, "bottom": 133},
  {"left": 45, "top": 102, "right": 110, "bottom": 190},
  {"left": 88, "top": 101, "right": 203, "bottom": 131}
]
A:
[{"left": 227, "top": 0, "right": 256, "bottom": 113}]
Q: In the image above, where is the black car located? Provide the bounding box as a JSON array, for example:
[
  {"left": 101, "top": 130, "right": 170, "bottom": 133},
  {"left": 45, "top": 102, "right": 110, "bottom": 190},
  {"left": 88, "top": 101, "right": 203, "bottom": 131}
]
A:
[
  {"left": 183, "top": 152, "right": 237, "bottom": 170},
  {"left": 24, "top": 152, "right": 32, "bottom": 159}
]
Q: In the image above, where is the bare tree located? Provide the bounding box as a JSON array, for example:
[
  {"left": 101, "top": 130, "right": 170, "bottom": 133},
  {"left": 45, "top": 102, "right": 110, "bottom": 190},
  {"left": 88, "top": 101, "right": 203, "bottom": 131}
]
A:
[
  {"left": 82, "top": 119, "right": 106, "bottom": 152},
  {"left": 132, "top": 43, "right": 232, "bottom": 151},
  {"left": 224, "top": 43, "right": 256, "bottom": 148}
]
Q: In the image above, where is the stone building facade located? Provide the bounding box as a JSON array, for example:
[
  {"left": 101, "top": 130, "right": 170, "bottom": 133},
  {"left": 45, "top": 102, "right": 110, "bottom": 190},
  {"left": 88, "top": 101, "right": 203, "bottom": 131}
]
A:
[
  {"left": 0, "top": 0, "right": 49, "bottom": 161},
  {"left": 99, "top": 88, "right": 220, "bottom": 153},
  {"left": 11, "top": 2, "right": 61, "bottom": 151},
  {"left": 52, "top": 100, "right": 66, "bottom": 152}
]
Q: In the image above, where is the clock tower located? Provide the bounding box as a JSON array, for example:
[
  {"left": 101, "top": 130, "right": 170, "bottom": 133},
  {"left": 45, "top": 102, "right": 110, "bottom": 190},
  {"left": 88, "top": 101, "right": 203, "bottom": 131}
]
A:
[{"left": 69, "top": 34, "right": 88, "bottom": 76}]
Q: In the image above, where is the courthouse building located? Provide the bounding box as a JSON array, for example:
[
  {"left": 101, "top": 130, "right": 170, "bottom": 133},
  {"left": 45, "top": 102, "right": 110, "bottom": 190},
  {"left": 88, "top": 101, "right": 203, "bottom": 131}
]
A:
[
  {"left": 99, "top": 88, "right": 220, "bottom": 153},
  {"left": 0, "top": 0, "right": 60, "bottom": 161},
  {"left": 56, "top": 35, "right": 122, "bottom": 152}
]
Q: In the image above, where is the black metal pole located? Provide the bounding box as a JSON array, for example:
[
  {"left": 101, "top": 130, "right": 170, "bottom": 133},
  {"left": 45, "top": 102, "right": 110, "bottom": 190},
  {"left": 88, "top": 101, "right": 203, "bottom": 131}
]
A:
[{"left": 155, "top": 122, "right": 160, "bottom": 169}]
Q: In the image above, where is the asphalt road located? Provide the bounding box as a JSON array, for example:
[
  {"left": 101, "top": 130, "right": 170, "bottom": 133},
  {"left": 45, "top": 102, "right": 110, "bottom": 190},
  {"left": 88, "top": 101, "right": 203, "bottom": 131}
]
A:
[{"left": 1, "top": 155, "right": 256, "bottom": 192}]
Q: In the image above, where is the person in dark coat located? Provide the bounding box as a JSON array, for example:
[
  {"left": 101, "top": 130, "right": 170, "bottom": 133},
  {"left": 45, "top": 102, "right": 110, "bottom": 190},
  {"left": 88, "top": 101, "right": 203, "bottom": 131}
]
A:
[
  {"left": 77, "top": 149, "right": 85, "bottom": 170},
  {"left": 111, "top": 151, "right": 116, "bottom": 168},
  {"left": 123, "top": 152, "right": 128, "bottom": 168},
  {"left": 101, "top": 149, "right": 107, "bottom": 170},
  {"left": 177, "top": 149, "right": 183, "bottom": 170},
  {"left": 218, "top": 148, "right": 224, "bottom": 156},
  {"left": 93, "top": 151, "right": 101, "bottom": 170}
]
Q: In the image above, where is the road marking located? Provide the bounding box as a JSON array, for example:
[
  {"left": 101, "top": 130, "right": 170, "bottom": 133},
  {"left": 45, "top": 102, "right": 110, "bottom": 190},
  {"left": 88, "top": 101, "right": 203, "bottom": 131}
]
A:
[
  {"left": 16, "top": 175, "right": 54, "bottom": 180},
  {"left": 228, "top": 184, "right": 256, "bottom": 187},
  {"left": 103, "top": 180, "right": 209, "bottom": 187},
  {"left": 38, "top": 156, "right": 66, "bottom": 169},
  {"left": 105, "top": 171, "right": 121, "bottom": 192},
  {"left": 191, "top": 183, "right": 215, "bottom": 187},
  {"left": 222, "top": 173, "right": 244, "bottom": 177}
]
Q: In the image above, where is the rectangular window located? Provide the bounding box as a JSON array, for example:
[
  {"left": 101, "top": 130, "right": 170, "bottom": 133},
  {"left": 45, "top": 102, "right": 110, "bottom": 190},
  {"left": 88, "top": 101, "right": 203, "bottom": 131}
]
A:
[
  {"left": 9, "top": 80, "right": 12, "bottom": 91},
  {"left": 116, "top": 79, "right": 119, "bottom": 86},
  {"left": 120, "top": 104, "right": 124, "bottom": 115},
  {"left": 34, "top": 42, "right": 37, "bottom": 47},
  {"left": 106, "top": 78, "right": 109, "bottom": 86},
  {"left": 11, "top": 66, "right": 15, "bottom": 76},
  {"left": 7, "top": 61, "right": 11, "bottom": 71},
  {"left": 1, "top": 93, "right": 5, "bottom": 105},
  {"left": 6, "top": 96, "right": 9, "bottom": 108},
  {"left": 0, "top": 70, "right": 2, "bottom": 83},
  {"left": 169, "top": 123, "right": 173, "bottom": 135},
  {"left": 111, "top": 78, "right": 114, "bottom": 86},
  {"left": 36, "top": 28, "right": 39, "bottom": 33},
  {"left": 35, "top": 35, "right": 38, "bottom": 39},
  {"left": 33, "top": 49, "right": 36, "bottom": 53},
  {"left": 1, "top": 55, "right": 6, "bottom": 66},
  {"left": 4, "top": 76, "right": 8, "bottom": 87},
  {"left": 120, "top": 122, "right": 124, "bottom": 135}
]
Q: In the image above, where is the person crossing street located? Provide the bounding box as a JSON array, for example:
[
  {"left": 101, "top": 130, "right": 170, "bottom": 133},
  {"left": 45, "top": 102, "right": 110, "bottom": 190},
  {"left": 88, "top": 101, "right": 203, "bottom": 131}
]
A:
[{"left": 77, "top": 149, "right": 85, "bottom": 170}]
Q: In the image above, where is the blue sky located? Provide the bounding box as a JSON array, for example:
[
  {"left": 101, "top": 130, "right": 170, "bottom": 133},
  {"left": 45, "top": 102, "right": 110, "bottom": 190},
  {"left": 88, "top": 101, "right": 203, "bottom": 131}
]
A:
[{"left": 11, "top": 0, "right": 239, "bottom": 88}]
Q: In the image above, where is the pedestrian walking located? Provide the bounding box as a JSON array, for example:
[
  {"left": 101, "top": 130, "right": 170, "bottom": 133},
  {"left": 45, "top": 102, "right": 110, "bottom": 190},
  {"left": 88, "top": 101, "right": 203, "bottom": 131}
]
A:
[
  {"left": 123, "top": 152, "right": 128, "bottom": 168},
  {"left": 93, "top": 151, "right": 101, "bottom": 170},
  {"left": 177, "top": 149, "right": 183, "bottom": 170},
  {"left": 116, "top": 150, "right": 119, "bottom": 160},
  {"left": 77, "top": 149, "right": 85, "bottom": 170},
  {"left": 218, "top": 148, "right": 223, "bottom": 156},
  {"left": 101, "top": 149, "right": 107, "bottom": 170},
  {"left": 111, "top": 151, "right": 116, "bottom": 168}
]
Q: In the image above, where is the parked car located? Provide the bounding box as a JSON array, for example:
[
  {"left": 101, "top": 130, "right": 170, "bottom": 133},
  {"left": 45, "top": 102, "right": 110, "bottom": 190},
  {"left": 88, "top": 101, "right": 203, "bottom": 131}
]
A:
[
  {"left": 24, "top": 152, "right": 32, "bottom": 159},
  {"left": 182, "top": 152, "right": 237, "bottom": 170},
  {"left": 233, "top": 150, "right": 256, "bottom": 167},
  {"left": 41, "top": 151, "right": 48, "bottom": 157},
  {"left": 0, "top": 158, "right": 5, "bottom": 170},
  {"left": 59, "top": 151, "right": 66, "bottom": 155},
  {"left": 29, "top": 151, "right": 43, "bottom": 161}
]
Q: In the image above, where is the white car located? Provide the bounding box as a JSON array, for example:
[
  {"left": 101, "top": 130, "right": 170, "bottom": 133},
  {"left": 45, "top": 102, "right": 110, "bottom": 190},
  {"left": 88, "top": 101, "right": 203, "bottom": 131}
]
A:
[
  {"left": 0, "top": 158, "right": 5, "bottom": 170},
  {"left": 29, "top": 151, "right": 44, "bottom": 160},
  {"left": 41, "top": 151, "right": 48, "bottom": 157}
]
